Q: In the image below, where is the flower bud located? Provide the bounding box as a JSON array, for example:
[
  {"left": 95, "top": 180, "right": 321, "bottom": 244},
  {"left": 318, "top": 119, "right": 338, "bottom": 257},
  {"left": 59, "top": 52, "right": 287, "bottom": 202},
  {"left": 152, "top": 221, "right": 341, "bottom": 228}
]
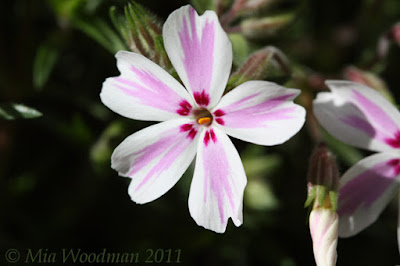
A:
[
  {"left": 240, "top": 13, "right": 294, "bottom": 39},
  {"left": 309, "top": 208, "right": 338, "bottom": 266},
  {"left": 227, "top": 46, "right": 290, "bottom": 90},
  {"left": 305, "top": 143, "right": 339, "bottom": 266},
  {"left": 306, "top": 143, "right": 339, "bottom": 200},
  {"left": 239, "top": 0, "right": 277, "bottom": 16}
]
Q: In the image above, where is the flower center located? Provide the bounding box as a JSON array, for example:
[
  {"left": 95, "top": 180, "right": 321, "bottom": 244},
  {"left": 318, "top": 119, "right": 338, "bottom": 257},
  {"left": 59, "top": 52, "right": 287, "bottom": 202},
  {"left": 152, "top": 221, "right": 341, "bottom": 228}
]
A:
[{"left": 194, "top": 108, "right": 213, "bottom": 126}]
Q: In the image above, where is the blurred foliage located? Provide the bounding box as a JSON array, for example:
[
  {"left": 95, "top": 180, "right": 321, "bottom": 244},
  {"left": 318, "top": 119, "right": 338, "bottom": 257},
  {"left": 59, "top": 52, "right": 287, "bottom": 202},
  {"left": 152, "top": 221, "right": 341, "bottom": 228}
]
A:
[
  {"left": 1, "top": 0, "right": 400, "bottom": 265},
  {"left": 0, "top": 103, "right": 42, "bottom": 120}
]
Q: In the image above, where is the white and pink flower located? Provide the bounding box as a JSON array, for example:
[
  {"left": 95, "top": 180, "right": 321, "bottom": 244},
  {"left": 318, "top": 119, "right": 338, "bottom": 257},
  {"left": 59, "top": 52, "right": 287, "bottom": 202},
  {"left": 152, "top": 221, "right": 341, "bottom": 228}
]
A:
[
  {"left": 313, "top": 80, "right": 400, "bottom": 251},
  {"left": 100, "top": 5, "right": 305, "bottom": 233}
]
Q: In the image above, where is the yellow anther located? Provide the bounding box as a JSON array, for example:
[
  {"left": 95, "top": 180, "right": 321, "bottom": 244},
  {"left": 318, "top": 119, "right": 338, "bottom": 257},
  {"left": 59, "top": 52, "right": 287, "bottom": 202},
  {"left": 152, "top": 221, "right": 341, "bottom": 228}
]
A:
[{"left": 198, "top": 117, "right": 211, "bottom": 125}]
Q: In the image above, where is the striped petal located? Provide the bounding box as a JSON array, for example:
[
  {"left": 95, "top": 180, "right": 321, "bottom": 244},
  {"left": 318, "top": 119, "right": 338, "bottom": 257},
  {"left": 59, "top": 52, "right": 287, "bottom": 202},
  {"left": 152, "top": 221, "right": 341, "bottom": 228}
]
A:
[
  {"left": 338, "top": 152, "right": 400, "bottom": 237},
  {"left": 188, "top": 127, "right": 247, "bottom": 233},
  {"left": 163, "top": 5, "right": 232, "bottom": 109},
  {"left": 101, "top": 51, "right": 194, "bottom": 121},
  {"left": 112, "top": 119, "right": 200, "bottom": 204},
  {"left": 211, "top": 81, "right": 305, "bottom": 145},
  {"left": 398, "top": 194, "right": 400, "bottom": 254},
  {"left": 313, "top": 80, "right": 400, "bottom": 152}
]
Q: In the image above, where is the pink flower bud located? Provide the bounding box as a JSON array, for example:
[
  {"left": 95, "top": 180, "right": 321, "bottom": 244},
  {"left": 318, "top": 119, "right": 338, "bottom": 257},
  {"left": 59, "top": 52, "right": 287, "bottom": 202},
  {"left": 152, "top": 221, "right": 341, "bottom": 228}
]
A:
[{"left": 309, "top": 208, "right": 338, "bottom": 266}]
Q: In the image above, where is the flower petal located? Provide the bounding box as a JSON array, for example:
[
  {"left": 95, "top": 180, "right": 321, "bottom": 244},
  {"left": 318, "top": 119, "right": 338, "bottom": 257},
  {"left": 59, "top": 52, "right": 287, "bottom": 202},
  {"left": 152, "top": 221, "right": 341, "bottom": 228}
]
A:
[
  {"left": 338, "top": 152, "right": 400, "bottom": 237},
  {"left": 398, "top": 194, "right": 400, "bottom": 254},
  {"left": 188, "top": 127, "right": 247, "bottom": 233},
  {"left": 211, "top": 81, "right": 305, "bottom": 145},
  {"left": 163, "top": 5, "right": 232, "bottom": 108},
  {"left": 313, "top": 80, "right": 400, "bottom": 152},
  {"left": 101, "top": 51, "right": 194, "bottom": 121},
  {"left": 112, "top": 118, "right": 200, "bottom": 204}
]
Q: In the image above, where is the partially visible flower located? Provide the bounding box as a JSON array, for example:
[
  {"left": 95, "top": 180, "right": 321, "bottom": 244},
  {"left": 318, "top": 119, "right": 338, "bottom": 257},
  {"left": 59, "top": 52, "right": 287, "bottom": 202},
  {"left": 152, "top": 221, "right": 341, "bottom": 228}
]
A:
[
  {"left": 306, "top": 143, "right": 339, "bottom": 266},
  {"left": 313, "top": 80, "right": 400, "bottom": 252},
  {"left": 343, "top": 66, "right": 393, "bottom": 103},
  {"left": 392, "top": 22, "right": 400, "bottom": 46},
  {"left": 101, "top": 5, "right": 305, "bottom": 233}
]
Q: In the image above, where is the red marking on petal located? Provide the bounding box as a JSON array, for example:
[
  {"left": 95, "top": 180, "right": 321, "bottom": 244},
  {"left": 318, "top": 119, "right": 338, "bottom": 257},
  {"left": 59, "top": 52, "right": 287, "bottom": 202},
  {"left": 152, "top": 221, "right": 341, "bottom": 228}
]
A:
[
  {"left": 210, "top": 129, "right": 217, "bottom": 143},
  {"left": 215, "top": 118, "right": 224, "bottom": 125},
  {"left": 204, "top": 131, "right": 210, "bottom": 146},
  {"left": 180, "top": 124, "right": 193, "bottom": 132},
  {"left": 387, "top": 159, "right": 400, "bottom": 166},
  {"left": 194, "top": 90, "right": 210, "bottom": 106},
  {"left": 188, "top": 129, "right": 197, "bottom": 140},
  {"left": 213, "top": 109, "right": 225, "bottom": 117},
  {"left": 177, "top": 100, "right": 192, "bottom": 116},
  {"left": 385, "top": 131, "right": 400, "bottom": 148},
  {"left": 387, "top": 158, "right": 400, "bottom": 176}
]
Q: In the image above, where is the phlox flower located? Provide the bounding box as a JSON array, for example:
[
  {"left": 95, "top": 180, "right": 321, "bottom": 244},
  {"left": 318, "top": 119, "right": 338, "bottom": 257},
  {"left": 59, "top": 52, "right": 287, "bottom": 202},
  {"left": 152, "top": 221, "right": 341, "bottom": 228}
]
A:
[
  {"left": 100, "top": 5, "right": 305, "bottom": 233},
  {"left": 313, "top": 80, "right": 400, "bottom": 251}
]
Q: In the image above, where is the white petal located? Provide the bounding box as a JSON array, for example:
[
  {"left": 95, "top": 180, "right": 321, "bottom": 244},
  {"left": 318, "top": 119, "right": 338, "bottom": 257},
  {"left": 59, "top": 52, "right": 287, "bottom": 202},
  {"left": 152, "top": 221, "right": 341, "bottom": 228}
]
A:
[
  {"left": 212, "top": 81, "right": 305, "bottom": 145},
  {"left": 163, "top": 5, "right": 232, "bottom": 108},
  {"left": 112, "top": 118, "right": 200, "bottom": 204},
  {"left": 338, "top": 152, "right": 400, "bottom": 237},
  {"left": 100, "top": 51, "right": 194, "bottom": 121},
  {"left": 188, "top": 127, "right": 247, "bottom": 233},
  {"left": 313, "top": 80, "right": 400, "bottom": 152},
  {"left": 398, "top": 193, "right": 400, "bottom": 254}
]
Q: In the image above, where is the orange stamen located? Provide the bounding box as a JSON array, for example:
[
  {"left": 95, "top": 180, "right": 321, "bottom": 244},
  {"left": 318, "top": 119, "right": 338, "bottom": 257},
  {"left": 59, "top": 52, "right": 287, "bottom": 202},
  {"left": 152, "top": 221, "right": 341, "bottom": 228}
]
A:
[{"left": 198, "top": 117, "right": 211, "bottom": 125}]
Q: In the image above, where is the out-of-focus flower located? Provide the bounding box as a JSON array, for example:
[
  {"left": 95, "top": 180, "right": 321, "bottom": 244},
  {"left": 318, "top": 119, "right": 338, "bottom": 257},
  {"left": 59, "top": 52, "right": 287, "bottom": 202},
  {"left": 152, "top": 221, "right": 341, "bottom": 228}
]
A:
[
  {"left": 392, "top": 22, "right": 400, "bottom": 46},
  {"left": 313, "top": 80, "right": 400, "bottom": 253},
  {"left": 306, "top": 143, "right": 339, "bottom": 266},
  {"left": 100, "top": 5, "right": 305, "bottom": 233}
]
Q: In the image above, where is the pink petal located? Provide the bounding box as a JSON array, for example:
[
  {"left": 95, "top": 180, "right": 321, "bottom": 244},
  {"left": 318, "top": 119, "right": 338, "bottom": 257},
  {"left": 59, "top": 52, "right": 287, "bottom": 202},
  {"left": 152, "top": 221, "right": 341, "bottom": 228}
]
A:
[
  {"left": 313, "top": 80, "right": 400, "bottom": 152},
  {"left": 338, "top": 152, "right": 400, "bottom": 237},
  {"left": 163, "top": 5, "right": 232, "bottom": 108},
  {"left": 112, "top": 119, "right": 199, "bottom": 204},
  {"left": 398, "top": 194, "right": 400, "bottom": 254},
  {"left": 188, "top": 127, "right": 247, "bottom": 233},
  {"left": 101, "top": 51, "right": 194, "bottom": 122},
  {"left": 212, "top": 81, "right": 305, "bottom": 145}
]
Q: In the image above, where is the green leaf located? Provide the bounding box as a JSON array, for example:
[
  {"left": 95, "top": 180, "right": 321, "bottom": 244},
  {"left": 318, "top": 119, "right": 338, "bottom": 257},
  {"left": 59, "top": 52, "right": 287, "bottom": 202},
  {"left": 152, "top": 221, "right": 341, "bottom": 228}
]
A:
[
  {"left": 90, "top": 121, "right": 125, "bottom": 169},
  {"left": 229, "top": 33, "right": 250, "bottom": 66},
  {"left": 245, "top": 179, "right": 279, "bottom": 210},
  {"left": 0, "top": 103, "right": 42, "bottom": 120},
  {"left": 304, "top": 186, "right": 316, "bottom": 208},
  {"left": 191, "top": 0, "right": 216, "bottom": 13},
  {"left": 72, "top": 17, "right": 127, "bottom": 54},
  {"left": 33, "top": 44, "right": 59, "bottom": 89}
]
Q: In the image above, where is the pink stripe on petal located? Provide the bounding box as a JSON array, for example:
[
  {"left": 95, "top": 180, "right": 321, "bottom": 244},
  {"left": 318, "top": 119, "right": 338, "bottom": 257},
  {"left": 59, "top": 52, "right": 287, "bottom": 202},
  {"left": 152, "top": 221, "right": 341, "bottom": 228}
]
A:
[
  {"left": 114, "top": 66, "right": 190, "bottom": 115},
  {"left": 352, "top": 90, "right": 399, "bottom": 135},
  {"left": 202, "top": 135, "right": 236, "bottom": 224},
  {"left": 127, "top": 125, "right": 198, "bottom": 191},
  {"left": 223, "top": 93, "right": 295, "bottom": 113},
  {"left": 189, "top": 128, "right": 246, "bottom": 232},
  {"left": 338, "top": 159, "right": 400, "bottom": 216},
  {"left": 135, "top": 138, "right": 192, "bottom": 191},
  {"left": 214, "top": 81, "right": 305, "bottom": 146},
  {"left": 222, "top": 106, "right": 297, "bottom": 129},
  {"left": 340, "top": 115, "right": 376, "bottom": 137},
  {"left": 179, "top": 7, "right": 215, "bottom": 101},
  {"left": 112, "top": 119, "right": 199, "bottom": 204}
]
